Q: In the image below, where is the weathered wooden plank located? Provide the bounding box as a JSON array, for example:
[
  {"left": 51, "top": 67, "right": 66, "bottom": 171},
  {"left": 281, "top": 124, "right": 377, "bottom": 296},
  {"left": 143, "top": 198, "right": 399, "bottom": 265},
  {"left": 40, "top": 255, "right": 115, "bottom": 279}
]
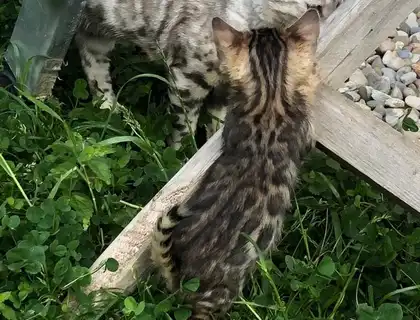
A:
[
  {"left": 314, "top": 84, "right": 420, "bottom": 211},
  {"left": 317, "top": 0, "right": 418, "bottom": 89},
  {"left": 83, "top": 0, "right": 419, "bottom": 301}
]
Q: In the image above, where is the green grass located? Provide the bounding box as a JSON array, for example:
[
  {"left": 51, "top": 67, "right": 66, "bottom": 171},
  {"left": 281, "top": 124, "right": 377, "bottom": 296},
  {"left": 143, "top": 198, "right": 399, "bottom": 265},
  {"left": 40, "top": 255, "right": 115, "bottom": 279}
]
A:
[{"left": 1, "top": 2, "right": 420, "bottom": 320}]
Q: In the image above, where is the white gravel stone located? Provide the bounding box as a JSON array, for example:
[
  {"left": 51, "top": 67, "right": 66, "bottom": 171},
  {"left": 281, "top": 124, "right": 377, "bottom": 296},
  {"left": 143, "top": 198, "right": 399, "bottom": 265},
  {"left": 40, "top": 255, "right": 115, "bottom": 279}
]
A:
[
  {"left": 407, "top": 108, "right": 420, "bottom": 122},
  {"left": 367, "top": 100, "right": 384, "bottom": 109},
  {"left": 395, "top": 41, "right": 405, "bottom": 50},
  {"left": 400, "top": 72, "right": 417, "bottom": 85},
  {"left": 411, "top": 53, "right": 420, "bottom": 63},
  {"left": 372, "top": 76, "right": 391, "bottom": 93},
  {"left": 371, "top": 89, "right": 392, "bottom": 102},
  {"left": 405, "top": 95, "right": 420, "bottom": 110},
  {"left": 344, "top": 91, "right": 361, "bottom": 102},
  {"left": 403, "top": 87, "right": 418, "bottom": 98},
  {"left": 395, "top": 30, "right": 410, "bottom": 45},
  {"left": 378, "top": 38, "right": 395, "bottom": 53},
  {"left": 385, "top": 108, "right": 405, "bottom": 126},
  {"left": 391, "top": 86, "right": 404, "bottom": 100},
  {"left": 396, "top": 66, "right": 412, "bottom": 81},
  {"left": 382, "top": 50, "right": 406, "bottom": 70},
  {"left": 381, "top": 68, "right": 396, "bottom": 84},
  {"left": 406, "top": 12, "right": 419, "bottom": 28},
  {"left": 410, "top": 32, "right": 420, "bottom": 43},
  {"left": 349, "top": 69, "right": 368, "bottom": 87},
  {"left": 385, "top": 98, "right": 405, "bottom": 108}
]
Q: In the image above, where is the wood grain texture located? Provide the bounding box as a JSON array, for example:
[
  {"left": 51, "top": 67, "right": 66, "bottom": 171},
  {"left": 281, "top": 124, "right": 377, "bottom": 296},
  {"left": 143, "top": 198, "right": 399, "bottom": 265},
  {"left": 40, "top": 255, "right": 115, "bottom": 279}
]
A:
[
  {"left": 317, "top": 0, "right": 419, "bottom": 89},
  {"left": 314, "top": 84, "right": 420, "bottom": 212},
  {"left": 82, "top": 0, "right": 419, "bottom": 302}
]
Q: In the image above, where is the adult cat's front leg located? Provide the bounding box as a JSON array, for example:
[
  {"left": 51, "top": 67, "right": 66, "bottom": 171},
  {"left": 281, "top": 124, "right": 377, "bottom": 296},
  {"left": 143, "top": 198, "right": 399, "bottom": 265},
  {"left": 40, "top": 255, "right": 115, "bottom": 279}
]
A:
[
  {"left": 75, "top": 31, "right": 121, "bottom": 110},
  {"left": 166, "top": 48, "right": 220, "bottom": 150}
]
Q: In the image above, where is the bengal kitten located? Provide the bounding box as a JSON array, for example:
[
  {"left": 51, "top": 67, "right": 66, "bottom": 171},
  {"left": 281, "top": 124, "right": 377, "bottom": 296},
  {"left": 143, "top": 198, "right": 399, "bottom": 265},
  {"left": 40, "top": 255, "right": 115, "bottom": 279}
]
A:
[
  {"left": 76, "top": 0, "right": 342, "bottom": 149},
  {"left": 151, "top": 9, "right": 321, "bottom": 319}
]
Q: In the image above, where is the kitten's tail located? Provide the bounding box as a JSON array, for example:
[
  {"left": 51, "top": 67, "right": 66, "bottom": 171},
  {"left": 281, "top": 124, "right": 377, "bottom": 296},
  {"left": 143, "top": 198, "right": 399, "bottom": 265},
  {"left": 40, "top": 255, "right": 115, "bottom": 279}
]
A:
[{"left": 151, "top": 205, "right": 183, "bottom": 291}]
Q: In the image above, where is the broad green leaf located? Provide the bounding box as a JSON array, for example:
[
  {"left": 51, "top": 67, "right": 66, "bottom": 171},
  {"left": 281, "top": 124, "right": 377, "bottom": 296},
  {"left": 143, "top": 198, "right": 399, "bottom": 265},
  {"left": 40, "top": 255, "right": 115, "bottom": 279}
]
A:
[
  {"left": 317, "top": 256, "right": 336, "bottom": 277},
  {"left": 54, "top": 258, "right": 71, "bottom": 278},
  {"left": 124, "top": 296, "right": 137, "bottom": 312},
  {"left": 52, "top": 245, "right": 67, "bottom": 257},
  {"left": 182, "top": 278, "right": 200, "bottom": 292},
  {"left": 70, "top": 193, "right": 94, "bottom": 226},
  {"left": 377, "top": 303, "right": 403, "bottom": 320},
  {"left": 87, "top": 158, "right": 112, "bottom": 185},
  {"left": 26, "top": 206, "right": 45, "bottom": 223},
  {"left": 105, "top": 258, "right": 119, "bottom": 272},
  {"left": 135, "top": 301, "right": 146, "bottom": 315},
  {"left": 7, "top": 215, "right": 20, "bottom": 229},
  {"left": 174, "top": 308, "right": 192, "bottom": 320},
  {"left": 154, "top": 299, "right": 172, "bottom": 314}
]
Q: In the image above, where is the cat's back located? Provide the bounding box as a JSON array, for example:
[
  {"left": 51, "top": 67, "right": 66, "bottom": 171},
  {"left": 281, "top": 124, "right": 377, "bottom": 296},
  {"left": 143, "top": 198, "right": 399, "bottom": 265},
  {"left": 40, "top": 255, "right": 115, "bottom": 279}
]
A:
[{"left": 81, "top": 0, "right": 229, "bottom": 39}]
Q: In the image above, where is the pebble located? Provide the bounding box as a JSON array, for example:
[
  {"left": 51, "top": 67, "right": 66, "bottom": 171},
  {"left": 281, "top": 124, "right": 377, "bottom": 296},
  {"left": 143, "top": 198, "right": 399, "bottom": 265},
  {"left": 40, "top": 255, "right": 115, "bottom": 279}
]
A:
[
  {"left": 395, "top": 30, "right": 410, "bottom": 45},
  {"left": 406, "top": 12, "right": 419, "bottom": 28},
  {"left": 408, "top": 108, "right": 420, "bottom": 122},
  {"left": 394, "top": 81, "right": 407, "bottom": 92},
  {"left": 371, "top": 89, "right": 392, "bottom": 102},
  {"left": 349, "top": 69, "right": 368, "bottom": 87},
  {"left": 412, "top": 53, "right": 420, "bottom": 63},
  {"left": 363, "top": 65, "right": 382, "bottom": 85},
  {"left": 373, "top": 104, "right": 386, "bottom": 117},
  {"left": 411, "top": 43, "right": 420, "bottom": 54},
  {"left": 408, "top": 84, "right": 419, "bottom": 95},
  {"left": 397, "top": 49, "right": 412, "bottom": 59},
  {"left": 411, "top": 27, "right": 420, "bottom": 35},
  {"left": 396, "top": 66, "right": 412, "bottom": 81},
  {"left": 344, "top": 81, "right": 360, "bottom": 91},
  {"left": 412, "top": 62, "right": 420, "bottom": 76},
  {"left": 381, "top": 68, "right": 396, "bottom": 84},
  {"left": 391, "top": 86, "right": 404, "bottom": 100},
  {"left": 371, "top": 57, "right": 385, "bottom": 75},
  {"left": 372, "top": 76, "right": 391, "bottom": 93},
  {"left": 414, "top": 79, "right": 420, "bottom": 89},
  {"left": 400, "top": 71, "right": 417, "bottom": 85},
  {"left": 385, "top": 108, "right": 405, "bottom": 126},
  {"left": 358, "top": 86, "right": 372, "bottom": 101},
  {"left": 385, "top": 97, "right": 405, "bottom": 108},
  {"left": 366, "top": 54, "right": 380, "bottom": 64},
  {"left": 405, "top": 95, "right": 420, "bottom": 109},
  {"left": 378, "top": 38, "right": 395, "bottom": 53},
  {"left": 338, "top": 87, "right": 349, "bottom": 93},
  {"left": 367, "top": 100, "right": 384, "bottom": 109},
  {"left": 344, "top": 91, "right": 361, "bottom": 102},
  {"left": 383, "top": 50, "right": 406, "bottom": 70},
  {"left": 395, "top": 41, "right": 405, "bottom": 50},
  {"left": 399, "top": 22, "right": 411, "bottom": 35},
  {"left": 403, "top": 86, "right": 417, "bottom": 97},
  {"left": 410, "top": 32, "right": 420, "bottom": 43}
]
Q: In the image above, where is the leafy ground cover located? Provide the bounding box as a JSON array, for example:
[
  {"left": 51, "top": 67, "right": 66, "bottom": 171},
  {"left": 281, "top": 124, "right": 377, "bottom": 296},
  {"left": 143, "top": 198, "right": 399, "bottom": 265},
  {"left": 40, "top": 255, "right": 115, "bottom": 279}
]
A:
[{"left": 1, "top": 2, "right": 420, "bottom": 319}]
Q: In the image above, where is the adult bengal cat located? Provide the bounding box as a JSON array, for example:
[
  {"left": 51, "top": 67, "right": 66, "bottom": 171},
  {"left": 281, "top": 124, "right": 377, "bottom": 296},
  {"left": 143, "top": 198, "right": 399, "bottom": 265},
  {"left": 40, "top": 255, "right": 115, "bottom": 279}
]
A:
[{"left": 76, "top": 0, "right": 342, "bottom": 149}]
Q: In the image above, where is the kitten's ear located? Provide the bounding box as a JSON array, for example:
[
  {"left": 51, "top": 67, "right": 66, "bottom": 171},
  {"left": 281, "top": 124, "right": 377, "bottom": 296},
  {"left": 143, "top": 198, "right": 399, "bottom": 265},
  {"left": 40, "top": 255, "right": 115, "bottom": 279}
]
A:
[
  {"left": 212, "top": 17, "right": 244, "bottom": 49},
  {"left": 286, "top": 9, "right": 320, "bottom": 44}
]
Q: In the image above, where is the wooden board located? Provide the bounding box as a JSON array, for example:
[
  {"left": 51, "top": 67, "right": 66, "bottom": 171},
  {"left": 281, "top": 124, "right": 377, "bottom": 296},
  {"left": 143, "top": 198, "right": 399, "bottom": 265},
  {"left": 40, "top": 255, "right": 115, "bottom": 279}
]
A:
[{"left": 81, "top": 0, "right": 420, "bottom": 303}]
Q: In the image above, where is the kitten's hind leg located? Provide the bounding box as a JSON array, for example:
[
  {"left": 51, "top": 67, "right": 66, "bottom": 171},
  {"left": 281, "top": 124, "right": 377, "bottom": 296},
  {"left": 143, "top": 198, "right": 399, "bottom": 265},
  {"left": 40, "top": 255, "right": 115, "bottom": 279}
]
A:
[
  {"left": 75, "top": 32, "right": 119, "bottom": 110},
  {"left": 189, "top": 286, "right": 235, "bottom": 320}
]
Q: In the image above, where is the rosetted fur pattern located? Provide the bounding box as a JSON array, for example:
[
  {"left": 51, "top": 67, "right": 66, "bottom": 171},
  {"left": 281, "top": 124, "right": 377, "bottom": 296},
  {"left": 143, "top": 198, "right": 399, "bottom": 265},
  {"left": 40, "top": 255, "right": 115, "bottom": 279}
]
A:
[
  {"left": 151, "top": 9, "right": 321, "bottom": 319},
  {"left": 76, "top": 0, "right": 343, "bottom": 149}
]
